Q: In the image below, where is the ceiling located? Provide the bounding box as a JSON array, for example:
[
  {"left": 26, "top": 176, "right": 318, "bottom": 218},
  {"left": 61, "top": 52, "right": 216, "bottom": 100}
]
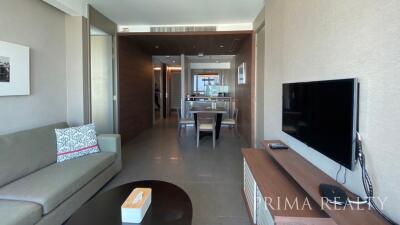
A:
[
  {"left": 88, "top": 0, "right": 264, "bottom": 25},
  {"left": 120, "top": 31, "right": 252, "bottom": 55}
]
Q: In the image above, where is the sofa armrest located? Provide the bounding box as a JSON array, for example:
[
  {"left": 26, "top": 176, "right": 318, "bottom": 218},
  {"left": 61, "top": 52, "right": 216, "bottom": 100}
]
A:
[
  {"left": 97, "top": 134, "right": 122, "bottom": 171},
  {"left": 97, "top": 134, "right": 120, "bottom": 153}
]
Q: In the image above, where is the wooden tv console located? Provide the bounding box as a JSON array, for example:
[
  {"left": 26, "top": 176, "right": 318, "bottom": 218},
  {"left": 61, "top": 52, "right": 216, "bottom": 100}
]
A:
[{"left": 241, "top": 140, "right": 391, "bottom": 225}]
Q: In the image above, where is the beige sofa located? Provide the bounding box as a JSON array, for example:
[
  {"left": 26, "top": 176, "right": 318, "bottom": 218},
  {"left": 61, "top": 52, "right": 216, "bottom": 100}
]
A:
[{"left": 0, "top": 123, "right": 122, "bottom": 225}]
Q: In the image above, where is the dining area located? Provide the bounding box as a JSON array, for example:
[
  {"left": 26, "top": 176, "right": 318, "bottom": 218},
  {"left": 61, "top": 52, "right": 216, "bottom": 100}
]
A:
[{"left": 177, "top": 97, "right": 239, "bottom": 149}]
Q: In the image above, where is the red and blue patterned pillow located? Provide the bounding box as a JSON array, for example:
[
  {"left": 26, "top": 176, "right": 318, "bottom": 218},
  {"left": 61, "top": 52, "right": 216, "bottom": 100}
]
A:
[{"left": 55, "top": 124, "right": 100, "bottom": 163}]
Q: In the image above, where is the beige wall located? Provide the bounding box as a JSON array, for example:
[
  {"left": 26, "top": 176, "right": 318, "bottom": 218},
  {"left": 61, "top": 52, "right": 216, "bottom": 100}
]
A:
[
  {"left": 65, "top": 16, "right": 90, "bottom": 126},
  {"left": 0, "top": 0, "right": 67, "bottom": 134},
  {"left": 0, "top": 0, "right": 92, "bottom": 134},
  {"left": 264, "top": 0, "right": 400, "bottom": 222}
]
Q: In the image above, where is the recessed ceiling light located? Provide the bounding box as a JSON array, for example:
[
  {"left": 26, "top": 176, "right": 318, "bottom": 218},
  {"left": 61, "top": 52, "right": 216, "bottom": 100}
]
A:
[
  {"left": 198, "top": 53, "right": 204, "bottom": 57},
  {"left": 154, "top": 45, "right": 159, "bottom": 49},
  {"left": 168, "top": 66, "right": 182, "bottom": 70},
  {"left": 219, "top": 45, "right": 224, "bottom": 48}
]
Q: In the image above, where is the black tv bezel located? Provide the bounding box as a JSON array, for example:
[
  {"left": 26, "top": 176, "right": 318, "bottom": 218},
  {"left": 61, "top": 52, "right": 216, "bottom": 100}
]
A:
[{"left": 281, "top": 78, "right": 359, "bottom": 170}]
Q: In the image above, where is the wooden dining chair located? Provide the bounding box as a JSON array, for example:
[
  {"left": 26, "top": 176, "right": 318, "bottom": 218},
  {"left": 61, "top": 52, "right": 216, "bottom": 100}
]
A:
[
  {"left": 196, "top": 113, "right": 216, "bottom": 149},
  {"left": 222, "top": 108, "right": 239, "bottom": 136},
  {"left": 177, "top": 108, "right": 194, "bottom": 137}
]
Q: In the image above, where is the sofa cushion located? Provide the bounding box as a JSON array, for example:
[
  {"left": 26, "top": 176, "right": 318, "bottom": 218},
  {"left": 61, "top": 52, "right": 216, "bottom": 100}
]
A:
[
  {"left": 0, "top": 200, "right": 42, "bottom": 225},
  {"left": 55, "top": 123, "right": 100, "bottom": 163},
  {"left": 0, "top": 152, "right": 116, "bottom": 214},
  {"left": 0, "top": 122, "right": 68, "bottom": 187}
]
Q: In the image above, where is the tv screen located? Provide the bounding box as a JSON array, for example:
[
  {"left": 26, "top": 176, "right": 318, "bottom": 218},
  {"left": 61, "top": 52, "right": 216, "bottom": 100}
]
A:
[{"left": 282, "top": 78, "right": 358, "bottom": 170}]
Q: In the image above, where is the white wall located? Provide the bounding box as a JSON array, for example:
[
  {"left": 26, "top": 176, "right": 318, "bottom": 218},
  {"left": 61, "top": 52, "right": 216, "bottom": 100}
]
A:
[
  {"left": 264, "top": 0, "right": 400, "bottom": 222},
  {"left": 0, "top": 0, "right": 67, "bottom": 134}
]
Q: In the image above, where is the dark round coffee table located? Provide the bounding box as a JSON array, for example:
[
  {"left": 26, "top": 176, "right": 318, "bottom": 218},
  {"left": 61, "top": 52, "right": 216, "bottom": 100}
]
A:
[{"left": 65, "top": 180, "right": 192, "bottom": 225}]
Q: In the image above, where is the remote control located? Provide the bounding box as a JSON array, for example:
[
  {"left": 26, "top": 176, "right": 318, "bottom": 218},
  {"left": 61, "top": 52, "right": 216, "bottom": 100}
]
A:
[{"left": 268, "top": 143, "right": 289, "bottom": 150}]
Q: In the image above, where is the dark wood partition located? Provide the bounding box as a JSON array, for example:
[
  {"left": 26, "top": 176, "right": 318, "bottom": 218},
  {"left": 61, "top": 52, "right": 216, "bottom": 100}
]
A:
[
  {"left": 235, "top": 34, "right": 255, "bottom": 146},
  {"left": 118, "top": 37, "right": 153, "bottom": 143}
]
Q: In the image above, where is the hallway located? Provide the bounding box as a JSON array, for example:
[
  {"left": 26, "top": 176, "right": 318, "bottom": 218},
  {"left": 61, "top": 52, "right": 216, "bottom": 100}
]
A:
[{"left": 104, "top": 115, "right": 251, "bottom": 225}]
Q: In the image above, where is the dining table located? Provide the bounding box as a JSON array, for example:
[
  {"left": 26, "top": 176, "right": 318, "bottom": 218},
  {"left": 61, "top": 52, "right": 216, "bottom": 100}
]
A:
[{"left": 188, "top": 106, "right": 227, "bottom": 139}]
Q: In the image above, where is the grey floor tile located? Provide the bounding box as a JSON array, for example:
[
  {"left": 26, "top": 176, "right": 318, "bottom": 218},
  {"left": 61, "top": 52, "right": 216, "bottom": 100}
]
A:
[{"left": 102, "top": 115, "right": 251, "bottom": 225}]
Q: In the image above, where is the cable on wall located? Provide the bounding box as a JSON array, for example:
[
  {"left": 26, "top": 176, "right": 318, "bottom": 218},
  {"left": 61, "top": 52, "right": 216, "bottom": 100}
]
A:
[
  {"left": 335, "top": 165, "right": 347, "bottom": 184},
  {"left": 356, "top": 133, "right": 398, "bottom": 225}
]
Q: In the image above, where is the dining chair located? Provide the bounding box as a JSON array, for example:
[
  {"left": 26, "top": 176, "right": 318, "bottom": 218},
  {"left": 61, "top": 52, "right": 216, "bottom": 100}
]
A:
[
  {"left": 177, "top": 108, "right": 195, "bottom": 137},
  {"left": 196, "top": 113, "right": 216, "bottom": 149},
  {"left": 222, "top": 108, "right": 239, "bottom": 136}
]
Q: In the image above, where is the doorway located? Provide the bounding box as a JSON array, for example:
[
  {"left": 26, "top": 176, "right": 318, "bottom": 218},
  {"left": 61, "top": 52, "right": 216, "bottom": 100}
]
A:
[
  {"left": 118, "top": 31, "right": 254, "bottom": 143},
  {"left": 152, "top": 56, "right": 182, "bottom": 119}
]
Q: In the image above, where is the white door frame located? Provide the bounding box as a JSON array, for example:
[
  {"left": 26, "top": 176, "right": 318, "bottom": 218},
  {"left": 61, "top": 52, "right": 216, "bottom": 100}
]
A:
[{"left": 254, "top": 23, "right": 265, "bottom": 148}]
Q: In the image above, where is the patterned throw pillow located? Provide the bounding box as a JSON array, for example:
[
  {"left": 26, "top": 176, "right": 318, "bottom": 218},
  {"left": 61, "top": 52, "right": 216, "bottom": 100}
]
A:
[{"left": 55, "top": 123, "right": 100, "bottom": 163}]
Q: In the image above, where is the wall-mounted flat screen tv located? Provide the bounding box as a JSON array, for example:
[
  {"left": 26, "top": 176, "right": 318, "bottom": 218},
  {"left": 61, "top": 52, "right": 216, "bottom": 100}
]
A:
[{"left": 282, "top": 78, "right": 358, "bottom": 170}]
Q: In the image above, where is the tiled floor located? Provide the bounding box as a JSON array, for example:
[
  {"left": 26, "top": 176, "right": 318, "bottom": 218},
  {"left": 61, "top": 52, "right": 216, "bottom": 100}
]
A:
[{"left": 103, "top": 115, "right": 251, "bottom": 225}]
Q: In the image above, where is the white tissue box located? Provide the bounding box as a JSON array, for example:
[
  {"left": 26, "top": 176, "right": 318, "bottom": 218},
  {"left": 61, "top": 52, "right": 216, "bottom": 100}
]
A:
[{"left": 121, "top": 188, "right": 152, "bottom": 223}]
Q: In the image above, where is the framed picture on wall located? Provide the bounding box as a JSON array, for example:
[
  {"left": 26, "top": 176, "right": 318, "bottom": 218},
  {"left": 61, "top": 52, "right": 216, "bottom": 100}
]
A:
[
  {"left": 0, "top": 41, "right": 30, "bottom": 96},
  {"left": 238, "top": 62, "right": 246, "bottom": 85}
]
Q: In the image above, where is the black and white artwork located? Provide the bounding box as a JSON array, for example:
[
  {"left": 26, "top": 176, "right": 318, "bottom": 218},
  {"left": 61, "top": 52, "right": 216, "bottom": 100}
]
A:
[
  {"left": 0, "top": 41, "right": 30, "bottom": 96},
  {"left": 0, "top": 56, "right": 10, "bottom": 82}
]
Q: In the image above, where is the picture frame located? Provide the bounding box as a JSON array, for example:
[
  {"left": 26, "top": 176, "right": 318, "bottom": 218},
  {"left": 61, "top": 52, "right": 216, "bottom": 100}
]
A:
[
  {"left": 238, "top": 62, "right": 246, "bottom": 85},
  {"left": 0, "top": 41, "right": 30, "bottom": 96}
]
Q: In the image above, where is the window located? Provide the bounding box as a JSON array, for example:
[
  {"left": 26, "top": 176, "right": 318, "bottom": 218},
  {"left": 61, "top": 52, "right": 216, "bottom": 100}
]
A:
[{"left": 193, "top": 74, "right": 220, "bottom": 93}]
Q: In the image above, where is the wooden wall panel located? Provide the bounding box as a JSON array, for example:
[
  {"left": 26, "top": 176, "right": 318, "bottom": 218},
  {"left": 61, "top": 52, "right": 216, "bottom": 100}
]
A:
[
  {"left": 118, "top": 36, "right": 153, "bottom": 143},
  {"left": 235, "top": 34, "right": 255, "bottom": 146}
]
